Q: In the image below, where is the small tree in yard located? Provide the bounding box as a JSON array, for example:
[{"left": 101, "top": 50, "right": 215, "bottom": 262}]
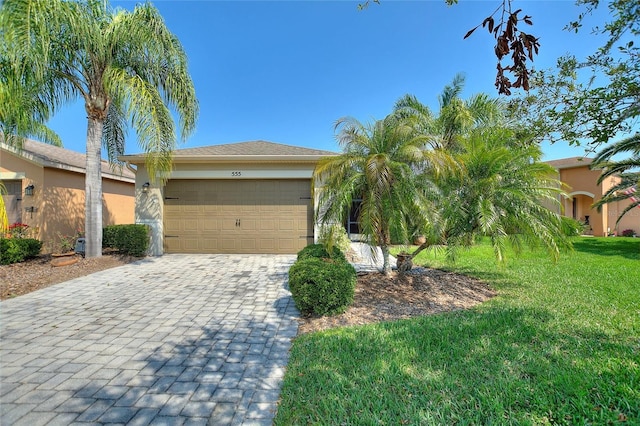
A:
[
  {"left": 0, "top": 0, "right": 198, "bottom": 257},
  {"left": 392, "top": 80, "right": 572, "bottom": 267},
  {"left": 314, "top": 114, "right": 447, "bottom": 275},
  {"left": 414, "top": 127, "right": 573, "bottom": 264}
]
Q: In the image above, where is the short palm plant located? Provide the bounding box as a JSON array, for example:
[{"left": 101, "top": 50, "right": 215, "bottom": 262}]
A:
[
  {"left": 314, "top": 114, "right": 443, "bottom": 275},
  {"left": 430, "top": 127, "right": 573, "bottom": 263}
]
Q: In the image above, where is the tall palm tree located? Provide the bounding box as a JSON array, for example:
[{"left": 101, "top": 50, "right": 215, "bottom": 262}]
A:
[
  {"left": 591, "top": 133, "right": 640, "bottom": 225},
  {"left": 314, "top": 114, "right": 443, "bottom": 275},
  {"left": 0, "top": 0, "right": 198, "bottom": 257}
]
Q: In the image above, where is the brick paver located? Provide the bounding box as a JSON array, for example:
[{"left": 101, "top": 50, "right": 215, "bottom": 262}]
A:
[{"left": 1, "top": 254, "right": 298, "bottom": 425}]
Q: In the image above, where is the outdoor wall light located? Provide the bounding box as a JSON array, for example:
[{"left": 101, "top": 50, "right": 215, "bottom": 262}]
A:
[
  {"left": 24, "top": 184, "right": 35, "bottom": 196},
  {"left": 142, "top": 182, "right": 150, "bottom": 193}
]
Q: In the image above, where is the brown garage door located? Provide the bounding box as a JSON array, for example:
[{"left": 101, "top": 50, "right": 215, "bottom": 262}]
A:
[{"left": 163, "top": 179, "right": 313, "bottom": 254}]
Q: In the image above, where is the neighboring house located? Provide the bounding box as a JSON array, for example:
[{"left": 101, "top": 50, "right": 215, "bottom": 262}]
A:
[
  {"left": 1, "top": 139, "right": 135, "bottom": 252},
  {"left": 120, "top": 141, "right": 336, "bottom": 256},
  {"left": 545, "top": 157, "right": 640, "bottom": 237}
]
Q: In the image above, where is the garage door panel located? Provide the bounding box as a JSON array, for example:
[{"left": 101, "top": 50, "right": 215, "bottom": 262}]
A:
[
  {"left": 164, "top": 236, "right": 181, "bottom": 251},
  {"left": 239, "top": 219, "right": 255, "bottom": 231},
  {"left": 203, "top": 238, "right": 219, "bottom": 251},
  {"left": 258, "top": 219, "right": 276, "bottom": 231},
  {"left": 259, "top": 238, "right": 276, "bottom": 251},
  {"left": 278, "top": 219, "right": 295, "bottom": 231},
  {"left": 182, "top": 238, "right": 201, "bottom": 251},
  {"left": 221, "top": 238, "right": 237, "bottom": 250},
  {"left": 183, "top": 219, "right": 198, "bottom": 231},
  {"left": 277, "top": 239, "right": 295, "bottom": 252},
  {"left": 240, "top": 239, "right": 257, "bottom": 251},
  {"left": 203, "top": 218, "right": 221, "bottom": 231},
  {"left": 164, "top": 179, "right": 312, "bottom": 254},
  {"left": 222, "top": 218, "right": 238, "bottom": 231},
  {"left": 258, "top": 204, "right": 278, "bottom": 213}
]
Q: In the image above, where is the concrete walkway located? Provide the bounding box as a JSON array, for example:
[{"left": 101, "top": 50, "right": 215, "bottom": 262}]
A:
[{"left": 0, "top": 254, "right": 298, "bottom": 425}]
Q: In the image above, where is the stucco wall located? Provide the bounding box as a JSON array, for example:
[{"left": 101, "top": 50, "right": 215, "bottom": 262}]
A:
[
  {"left": 1, "top": 150, "right": 135, "bottom": 253},
  {"left": 605, "top": 175, "right": 640, "bottom": 236},
  {"left": 558, "top": 166, "right": 639, "bottom": 236},
  {"left": 1, "top": 151, "right": 45, "bottom": 239},
  {"left": 40, "top": 168, "right": 135, "bottom": 252},
  {"left": 560, "top": 166, "right": 603, "bottom": 235}
]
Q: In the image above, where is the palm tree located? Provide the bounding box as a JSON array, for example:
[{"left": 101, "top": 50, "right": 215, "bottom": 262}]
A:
[
  {"left": 434, "top": 127, "right": 572, "bottom": 263},
  {"left": 392, "top": 79, "right": 570, "bottom": 264},
  {"left": 0, "top": 0, "right": 198, "bottom": 257},
  {"left": 0, "top": 57, "right": 62, "bottom": 147},
  {"left": 591, "top": 133, "right": 640, "bottom": 225},
  {"left": 394, "top": 74, "right": 505, "bottom": 151},
  {"left": 314, "top": 114, "right": 443, "bottom": 275}
]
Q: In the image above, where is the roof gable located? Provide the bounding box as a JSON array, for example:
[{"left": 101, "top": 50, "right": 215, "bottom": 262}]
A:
[
  {"left": 120, "top": 140, "right": 337, "bottom": 164},
  {"left": 172, "top": 140, "right": 336, "bottom": 157},
  {"left": 545, "top": 156, "right": 594, "bottom": 170},
  {"left": 1, "top": 138, "right": 135, "bottom": 181}
]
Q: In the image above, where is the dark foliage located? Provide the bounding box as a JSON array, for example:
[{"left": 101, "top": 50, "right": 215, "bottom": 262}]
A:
[
  {"left": 297, "top": 243, "right": 347, "bottom": 263},
  {"left": 102, "top": 224, "right": 149, "bottom": 257},
  {"left": 288, "top": 257, "right": 356, "bottom": 316}
]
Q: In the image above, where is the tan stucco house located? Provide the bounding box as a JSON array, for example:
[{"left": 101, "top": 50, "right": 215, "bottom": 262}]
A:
[
  {"left": 1, "top": 139, "right": 135, "bottom": 252},
  {"left": 545, "top": 157, "right": 640, "bottom": 237},
  {"left": 120, "top": 141, "right": 336, "bottom": 256}
]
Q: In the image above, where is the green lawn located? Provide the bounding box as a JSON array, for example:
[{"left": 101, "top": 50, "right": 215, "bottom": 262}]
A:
[{"left": 275, "top": 237, "right": 640, "bottom": 425}]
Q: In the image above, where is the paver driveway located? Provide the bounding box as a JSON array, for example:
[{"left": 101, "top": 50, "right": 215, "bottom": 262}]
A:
[{"left": 0, "top": 254, "right": 299, "bottom": 425}]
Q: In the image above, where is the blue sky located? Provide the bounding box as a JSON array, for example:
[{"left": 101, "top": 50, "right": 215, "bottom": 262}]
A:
[{"left": 47, "top": 0, "right": 611, "bottom": 161}]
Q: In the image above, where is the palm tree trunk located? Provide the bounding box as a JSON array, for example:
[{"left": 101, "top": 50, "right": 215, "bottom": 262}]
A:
[
  {"left": 410, "top": 241, "right": 430, "bottom": 259},
  {"left": 380, "top": 244, "right": 392, "bottom": 275},
  {"left": 85, "top": 117, "right": 103, "bottom": 258}
]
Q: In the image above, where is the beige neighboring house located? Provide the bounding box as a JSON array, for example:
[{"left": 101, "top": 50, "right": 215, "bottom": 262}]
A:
[
  {"left": 545, "top": 157, "right": 640, "bottom": 237},
  {"left": 1, "top": 139, "right": 135, "bottom": 252},
  {"left": 120, "top": 141, "right": 336, "bottom": 256}
]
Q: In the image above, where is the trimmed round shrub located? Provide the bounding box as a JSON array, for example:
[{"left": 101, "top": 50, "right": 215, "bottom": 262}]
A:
[
  {"left": 288, "top": 257, "right": 356, "bottom": 316},
  {"left": 297, "top": 243, "right": 347, "bottom": 263}
]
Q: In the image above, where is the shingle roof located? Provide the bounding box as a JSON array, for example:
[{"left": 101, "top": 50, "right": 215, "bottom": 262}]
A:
[
  {"left": 171, "top": 140, "right": 336, "bottom": 157},
  {"left": 120, "top": 140, "right": 337, "bottom": 164},
  {"left": 545, "top": 156, "right": 594, "bottom": 170},
  {"left": 1, "top": 138, "right": 135, "bottom": 181}
]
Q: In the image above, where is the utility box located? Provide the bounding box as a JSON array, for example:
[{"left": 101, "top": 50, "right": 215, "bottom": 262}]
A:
[{"left": 75, "top": 238, "right": 86, "bottom": 258}]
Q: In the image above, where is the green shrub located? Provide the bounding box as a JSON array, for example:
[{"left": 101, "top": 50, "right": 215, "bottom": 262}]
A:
[
  {"left": 288, "top": 257, "right": 356, "bottom": 316},
  {"left": 102, "top": 225, "right": 119, "bottom": 248},
  {"left": 0, "top": 238, "right": 43, "bottom": 265},
  {"left": 297, "top": 243, "right": 347, "bottom": 263},
  {"left": 22, "top": 238, "right": 43, "bottom": 259},
  {"left": 318, "top": 224, "right": 352, "bottom": 254},
  {"left": 102, "top": 224, "right": 149, "bottom": 256}
]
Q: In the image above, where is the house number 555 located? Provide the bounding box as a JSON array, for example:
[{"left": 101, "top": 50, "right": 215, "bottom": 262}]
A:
[{"left": 231, "top": 171, "right": 241, "bottom": 177}]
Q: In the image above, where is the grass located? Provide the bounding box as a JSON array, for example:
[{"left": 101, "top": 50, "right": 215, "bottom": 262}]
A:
[{"left": 275, "top": 237, "right": 640, "bottom": 425}]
